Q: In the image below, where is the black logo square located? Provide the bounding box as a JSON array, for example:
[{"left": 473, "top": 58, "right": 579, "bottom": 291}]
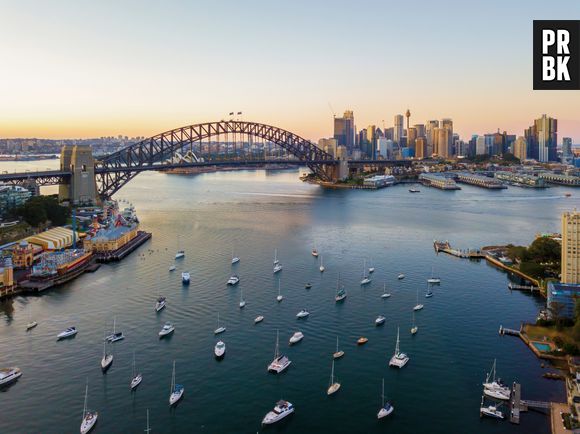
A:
[{"left": 533, "top": 20, "right": 580, "bottom": 90}]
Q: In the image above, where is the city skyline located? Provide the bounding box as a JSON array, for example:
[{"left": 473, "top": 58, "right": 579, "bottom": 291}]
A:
[{"left": 0, "top": 0, "right": 579, "bottom": 141}]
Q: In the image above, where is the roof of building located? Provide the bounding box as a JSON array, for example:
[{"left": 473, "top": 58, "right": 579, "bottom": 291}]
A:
[{"left": 25, "top": 227, "right": 78, "bottom": 250}]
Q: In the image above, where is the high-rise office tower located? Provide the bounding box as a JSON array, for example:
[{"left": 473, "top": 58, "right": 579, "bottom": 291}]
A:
[
  {"left": 441, "top": 118, "right": 453, "bottom": 156},
  {"left": 535, "top": 114, "right": 557, "bottom": 162},
  {"left": 562, "top": 137, "right": 573, "bottom": 162},
  {"left": 562, "top": 210, "right": 580, "bottom": 284},
  {"left": 366, "top": 125, "right": 377, "bottom": 158},
  {"left": 407, "top": 127, "right": 417, "bottom": 152},
  {"left": 394, "top": 115, "right": 404, "bottom": 145},
  {"left": 425, "top": 120, "right": 439, "bottom": 154},
  {"left": 333, "top": 110, "right": 355, "bottom": 153},
  {"left": 437, "top": 128, "right": 450, "bottom": 158},
  {"left": 513, "top": 136, "right": 527, "bottom": 161},
  {"left": 414, "top": 124, "right": 425, "bottom": 138},
  {"left": 415, "top": 137, "right": 427, "bottom": 159}
]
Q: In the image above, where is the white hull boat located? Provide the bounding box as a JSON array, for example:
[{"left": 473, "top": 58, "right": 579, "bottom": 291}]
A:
[{"left": 262, "top": 400, "right": 294, "bottom": 425}]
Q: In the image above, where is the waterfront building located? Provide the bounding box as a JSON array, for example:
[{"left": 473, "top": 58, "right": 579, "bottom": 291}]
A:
[
  {"left": 562, "top": 210, "right": 580, "bottom": 284},
  {"left": 513, "top": 137, "right": 527, "bottom": 161},
  {"left": 333, "top": 110, "right": 355, "bottom": 153},
  {"left": 0, "top": 258, "right": 15, "bottom": 298},
  {"left": 25, "top": 227, "right": 79, "bottom": 251},
  {"left": 363, "top": 175, "right": 396, "bottom": 188},
  {"left": 547, "top": 281, "right": 580, "bottom": 319},
  {"left": 539, "top": 173, "right": 580, "bottom": 186},
  {"left": 494, "top": 171, "right": 546, "bottom": 188},
  {"left": 11, "top": 241, "right": 38, "bottom": 269},
  {"left": 455, "top": 173, "right": 507, "bottom": 189},
  {"left": 0, "top": 184, "right": 32, "bottom": 216},
  {"left": 418, "top": 173, "right": 460, "bottom": 190},
  {"left": 394, "top": 114, "right": 404, "bottom": 145}
]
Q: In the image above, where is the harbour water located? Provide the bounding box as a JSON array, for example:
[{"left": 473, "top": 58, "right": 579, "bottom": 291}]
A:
[{"left": 0, "top": 166, "right": 577, "bottom": 433}]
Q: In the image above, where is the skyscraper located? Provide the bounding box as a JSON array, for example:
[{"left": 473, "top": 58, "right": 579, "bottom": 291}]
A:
[
  {"left": 536, "top": 114, "right": 557, "bottom": 162},
  {"left": 513, "top": 137, "right": 527, "bottom": 161},
  {"left": 333, "top": 110, "right": 355, "bottom": 153},
  {"left": 407, "top": 127, "right": 417, "bottom": 153},
  {"left": 425, "top": 120, "right": 439, "bottom": 156},
  {"left": 562, "top": 210, "right": 580, "bottom": 284},
  {"left": 562, "top": 137, "right": 573, "bottom": 162},
  {"left": 437, "top": 128, "right": 450, "bottom": 158},
  {"left": 393, "top": 115, "right": 404, "bottom": 145},
  {"left": 415, "top": 137, "right": 427, "bottom": 159}
]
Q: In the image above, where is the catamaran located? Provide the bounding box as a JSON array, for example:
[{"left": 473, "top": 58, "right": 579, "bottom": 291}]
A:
[
  {"left": 57, "top": 326, "right": 77, "bottom": 340},
  {"left": 389, "top": 327, "right": 409, "bottom": 368},
  {"left": 80, "top": 381, "right": 98, "bottom": 434},
  {"left": 262, "top": 400, "right": 294, "bottom": 425},
  {"left": 105, "top": 316, "right": 124, "bottom": 343},
  {"left": 361, "top": 259, "right": 371, "bottom": 285},
  {"left": 333, "top": 336, "right": 344, "bottom": 359},
  {"left": 268, "top": 330, "right": 291, "bottom": 373},
  {"left": 483, "top": 359, "right": 510, "bottom": 400},
  {"left": 377, "top": 378, "right": 394, "bottom": 419},
  {"left": 427, "top": 266, "right": 441, "bottom": 284},
  {"left": 381, "top": 283, "right": 391, "bottom": 299},
  {"left": 413, "top": 288, "right": 424, "bottom": 311},
  {"left": 231, "top": 247, "right": 240, "bottom": 265},
  {"left": 227, "top": 275, "right": 240, "bottom": 285},
  {"left": 169, "top": 360, "right": 184, "bottom": 406},
  {"left": 181, "top": 271, "right": 190, "bottom": 285},
  {"left": 327, "top": 359, "right": 341, "bottom": 395},
  {"left": 335, "top": 274, "right": 347, "bottom": 302},
  {"left": 276, "top": 280, "right": 284, "bottom": 302},
  {"left": 101, "top": 338, "right": 113, "bottom": 372},
  {"left": 411, "top": 311, "right": 418, "bottom": 335},
  {"left": 480, "top": 395, "right": 504, "bottom": 419},
  {"left": 214, "top": 341, "right": 226, "bottom": 359},
  {"left": 130, "top": 351, "right": 142, "bottom": 390},
  {"left": 319, "top": 255, "right": 325, "bottom": 272},
  {"left": 214, "top": 313, "right": 226, "bottom": 334}
]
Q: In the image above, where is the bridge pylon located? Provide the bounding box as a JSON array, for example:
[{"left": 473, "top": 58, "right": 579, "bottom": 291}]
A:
[{"left": 58, "top": 145, "right": 99, "bottom": 206}]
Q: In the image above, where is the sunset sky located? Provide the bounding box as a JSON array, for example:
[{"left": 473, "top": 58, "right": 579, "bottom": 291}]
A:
[{"left": 0, "top": 0, "right": 578, "bottom": 142}]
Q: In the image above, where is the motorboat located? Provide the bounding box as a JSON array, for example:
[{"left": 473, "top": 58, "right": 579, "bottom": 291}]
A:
[
  {"left": 389, "top": 327, "right": 409, "bottom": 368},
  {"left": 333, "top": 337, "right": 344, "bottom": 359},
  {"left": 375, "top": 315, "right": 386, "bottom": 326},
  {"left": 289, "top": 331, "right": 304, "bottom": 344},
  {"left": 296, "top": 309, "right": 310, "bottom": 319},
  {"left": 327, "top": 360, "right": 341, "bottom": 396},
  {"left": 357, "top": 337, "right": 368, "bottom": 345},
  {"left": 381, "top": 283, "right": 391, "bottom": 299},
  {"left": 155, "top": 296, "right": 166, "bottom": 312},
  {"left": 397, "top": 273, "right": 405, "bottom": 280},
  {"left": 319, "top": 255, "right": 325, "bottom": 272},
  {"left": 214, "top": 313, "right": 226, "bottom": 334},
  {"left": 377, "top": 378, "right": 394, "bottom": 419},
  {"left": 57, "top": 326, "right": 77, "bottom": 340},
  {"left": 0, "top": 367, "right": 22, "bottom": 386},
  {"left": 268, "top": 331, "right": 292, "bottom": 373},
  {"left": 181, "top": 272, "right": 190, "bottom": 285},
  {"left": 80, "top": 382, "right": 98, "bottom": 434},
  {"left": 305, "top": 282, "right": 312, "bottom": 289},
  {"left": 214, "top": 341, "right": 226, "bottom": 359},
  {"left": 158, "top": 322, "right": 175, "bottom": 338},
  {"left": 254, "top": 315, "right": 264, "bottom": 324},
  {"left": 227, "top": 275, "right": 240, "bottom": 285},
  {"left": 262, "top": 400, "right": 294, "bottom": 425},
  {"left": 130, "top": 352, "right": 142, "bottom": 390},
  {"left": 175, "top": 250, "right": 185, "bottom": 260},
  {"left": 168, "top": 265, "right": 176, "bottom": 272},
  {"left": 409, "top": 188, "right": 420, "bottom": 193},
  {"left": 169, "top": 361, "right": 184, "bottom": 406},
  {"left": 26, "top": 321, "right": 38, "bottom": 331}
]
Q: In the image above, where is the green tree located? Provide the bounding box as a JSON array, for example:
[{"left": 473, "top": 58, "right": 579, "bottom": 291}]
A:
[{"left": 528, "top": 237, "right": 561, "bottom": 264}]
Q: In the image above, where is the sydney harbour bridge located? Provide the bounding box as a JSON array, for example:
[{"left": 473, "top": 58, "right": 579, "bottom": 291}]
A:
[{"left": 0, "top": 120, "right": 410, "bottom": 202}]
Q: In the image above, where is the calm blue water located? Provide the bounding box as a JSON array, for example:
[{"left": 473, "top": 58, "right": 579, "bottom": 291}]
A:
[{"left": 0, "top": 166, "right": 576, "bottom": 434}]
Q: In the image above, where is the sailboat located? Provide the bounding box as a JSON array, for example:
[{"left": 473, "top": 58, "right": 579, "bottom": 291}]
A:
[
  {"left": 101, "top": 337, "right": 113, "bottom": 372},
  {"left": 80, "top": 381, "right": 98, "bottom": 434},
  {"left": 333, "top": 336, "right": 344, "bottom": 359},
  {"left": 276, "top": 279, "right": 283, "bottom": 302},
  {"left": 335, "top": 273, "right": 346, "bottom": 302},
  {"left": 268, "top": 330, "right": 291, "bottom": 373},
  {"left": 427, "top": 266, "right": 440, "bottom": 284},
  {"left": 169, "top": 360, "right": 184, "bottom": 406},
  {"left": 105, "top": 316, "right": 124, "bottom": 342},
  {"left": 483, "top": 359, "right": 510, "bottom": 400},
  {"left": 130, "top": 351, "right": 143, "bottom": 390},
  {"left": 411, "top": 311, "right": 418, "bottom": 335},
  {"left": 327, "top": 359, "right": 341, "bottom": 395},
  {"left": 368, "top": 259, "right": 375, "bottom": 274},
  {"left": 214, "top": 313, "right": 226, "bottom": 334},
  {"left": 319, "top": 255, "right": 325, "bottom": 272},
  {"left": 377, "top": 283, "right": 389, "bottom": 300},
  {"left": 361, "top": 259, "right": 371, "bottom": 285},
  {"left": 175, "top": 238, "right": 185, "bottom": 259},
  {"left": 311, "top": 243, "right": 319, "bottom": 257},
  {"left": 239, "top": 289, "right": 246, "bottom": 308},
  {"left": 273, "top": 249, "right": 283, "bottom": 273},
  {"left": 425, "top": 284, "right": 433, "bottom": 298},
  {"left": 377, "top": 378, "right": 394, "bottom": 419},
  {"left": 231, "top": 247, "right": 240, "bottom": 264},
  {"left": 389, "top": 327, "right": 409, "bottom": 368},
  {"left": 413, "top": 288, "right": 424, "bottom": 311}
]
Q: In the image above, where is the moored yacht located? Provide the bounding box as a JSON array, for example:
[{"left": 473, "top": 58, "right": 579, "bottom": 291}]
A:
[
  {"left": 276, "top": 280, "right": 283, "bottom": 302},
  {"left": 268, "top": 330, "right": 291, "bottom": 373},
  {"left": 155, "top": 296, "right": 166, "bottom": 312},
  {"left": 80, "top": 382, "right": 98, "bottom": 434},
  {"left": 231, "top": 248, "right": 240, "bottom": 265},
  {"left": 381, "top": 283, "right": 391, "bottom": 299},
  {"left": 357, "top": 336, "right": 368, "bottom": 345},
  {"left": 319, "top": 255, "right": 325, "bottom": 272},
  {"left": 413, "top": 288, "right": 424, "bottom": 311},
  {"left": 130, "top": 352, "right": 142, "bottom": 390},
  {"left": 175, "top": 250, "right": 185, "bottom": 260},
  {"left": 168, "top": 265, "right": 176, "bottom": 272},
  {"left": 214, "top": 341, "right": 226, "bottom": 359},
  {"left": 254, "top": 315, "right": 264, "bottom": 324},
  {"left": 411, "top": 310, "right": 418, "bottom": 335},
  {"left": 296, "top": 309, "right": 309, "bottom": 319},
  {"left": 389, "top": 327, "right": 409, "bottom": 368},
  {"left": 360, "top": 259, "right": 371, "bottom": 285},
  {"left": 158, "top": 322, "right": 175, "bottom": 338},
  {"left": 333, "top": 336, "right": 344, "bottom": 359},
  {"left": 214, "top": 313, "right": 226, "bottom": 334},
  {"left": 273, "top": 263, "right": 283, "bottom": 273},
  {"left": 368, "top": 259, "right": 375, "bottom": 274},
  {"left": 425, "top": 287, "right": 433, "bottom": 298},
  {"left": 397, "top": 273, "right": 405, "bottom": 280},
  {"left": 289, "top": 331, "right": 304, "bottom": 344},
  {"left": 227, "top": 275, "right": 240, "bottom": 285},
  {"left": 169, "top": 361, "right": 184, "bottom": 406},
  {"left": 100, "top": 340, "right": 113, "bottom": 372},
  {"left": 480, "top": 395, "right": 504, "bottom": 419},
  {"left": 375, "top": 315, "right": 386, "bottom": 326},
  {"left": 427, "top": 266, "right": 441, "bottom": 284},
  {"left": 483, "top": 359, "right": 511, "bottom": 400},
  {"left": 57, "top": 326, "right": 78, "bottom": 340},
  {"left": 377, "top": 378, "right": 394, "bottom": 419},
  {"left": 239, "top": 289, "right": 246, "bottom": 308},
  {"left": 327, "top": 359, "right": 340, "bottom": 395},
  {"left": 0, "top": 367, "right": 22, "bottom": 386},
  {"left": 335, "top": 273, "right": 346, "bottom": 302},
  {"left": 262, "top": 400, "right": 294, "bottom": 425},
  {"left": 181, "top": 272, "right": 190, "bottom": 285},
  {"left": 104, "top": 317, "right": 124, "bottom": 342}
]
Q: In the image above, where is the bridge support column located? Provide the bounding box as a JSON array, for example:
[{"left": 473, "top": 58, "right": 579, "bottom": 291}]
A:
[{"left": 58, "top": 145, "right": 99, "bottom": 206}]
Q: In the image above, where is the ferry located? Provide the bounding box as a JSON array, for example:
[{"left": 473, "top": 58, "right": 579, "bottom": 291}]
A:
[{"left": 0, "top": 367, "right": 22, "bottom": 386}]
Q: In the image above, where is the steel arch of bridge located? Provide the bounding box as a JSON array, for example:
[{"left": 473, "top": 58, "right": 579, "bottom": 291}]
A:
[{"left": 96, "top": 120, "right": 336, "bottom": 198}]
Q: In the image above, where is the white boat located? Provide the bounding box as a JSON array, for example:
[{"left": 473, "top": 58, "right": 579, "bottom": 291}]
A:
[
  {"left": 239, "top": 289, "right": 246, "bottom": 308},
  {"left": 375, "top": 315, "right": 386, "bottom": 326},
  {"left": 427, "top": 266, "right": 440, "bottom": 284},
  {"left": 276, "top": 279, "right": 283, "bottom": 302},
  {"left": 175, "top": 250, "right": 185, "bottom": 260},
  {"left": 377, "top": 378, "right": 394, "bottom": 419},
  {"left": 169, "top": 360, "right": 184, "bottom": 406},
  {"left": 368, "top": 258, "right": 375, "bottom": 274},
  {"left": 319, "top": 255, "right": 325, "bottom": 272},
  {"left": 0, "top": 367, "right": 22, "bottom": 386},
  {"left": 268, "top": 330, "right": 292, "bottom": 373},
  {"left": 273, "top": 263, "right": 283, "bottom": 273},
  {"left": 262, "top": 400, "right": 294, "bottom": 425},
  {"left": 254, "top": 315, "right": 264, "bottom": 324},
  {"left": 411, "top": 311, "right": 418, "bottom": 335},
  {"left": 26, "top": 320, "right": 38, "bottom": 331},
  {"left": 181, "top": 272, "right": 190, "bottom": 285},
  {"left": 296, "top": 309, "right": 309, "bottom": 319},
  {"left": 159, "top": 322, "right": 175, "bottom": 338},
  {"left": 104, "top": 317, "right": 124, "bottom": 342},
  {"left": 327, "top": 359, "right": 341, "bottom": 395},
  {"left": 289, "top": 331, "right": 304, "bottom": 344},
  {"left": 333, "top": 336, "right": 344, "bottom": 359},
  {"left": 311, "top": 245, "right": 319, "bottom": 257},
  {"left": 483, "top": 359, "right": 511, "bottom": 400},
  {"left": 425, "top": 287, "right": 433, "bottom": 298},
  {"left": 273, "top": 248, "right": 279, "bottom": 265},
  {"left": 168, "top": 265, "right": 176, "bottom": 272},
  {"left": 214, "top": 341, "right": 226, "bottom": 359},
  {"left": 227, "top": 275, "right": 240, "bottom": 285},
  {"left": 80, "top": 381, "right": 98, "bottom": 434},
  {"left": 480, "top": 395, "right": 504, "bottom": 419},
  {"left": 397, "top": 273, "right": 405, "bottom": 280},
  {"left": 231, "top": 248, "right": 240, "bottom": 265},
  {"left": 101, "top": 339, "right": 113, "bottom": 371},
  {"left": 130, "top": 351, "right": 142, "bottom": 390},
  {"left": 381, "top": 283, "right": 391, "bottom": 299},
  {"left": 389, "top": 327, "right": 409, "bottom": 368},
  {"left": 413, "top": 288, "right": 424, "bottom": 311},
  {"left": 335, "top": 273, "right": 347, "bottom": 302},
  {"left": 57, "top": 326, "right": 77, "bottom": 340},
  {"left": 360, "top": 260, "right": 371, "bottom": 285},
  {"left": 155, "top": 296, "right": 166, "bottom": 312},
  {"left": 214, "top": 313, "right": 226, "bottom": 334}
]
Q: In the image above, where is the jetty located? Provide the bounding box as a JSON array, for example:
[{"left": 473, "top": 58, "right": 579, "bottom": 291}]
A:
[
  {"left": 95, "top": 230, "right": 152, "bottom": 263},
  {"left": 508, "top": 283, "right": 540, "bottom": 293},
  {"left": 433, "top": 240, "right": 485, "bottom": 259},
  {"left": 508, "top": 382, "right": 551, "bottom": 425}
]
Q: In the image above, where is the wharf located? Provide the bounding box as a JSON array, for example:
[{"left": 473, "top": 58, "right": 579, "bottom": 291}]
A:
[
  {"left": 95, "top": 230, "right": 151, "bottom": 263},
  {"left": 510, "top": 382, "right": 522, "bottom": 424},
  {"left": 17, "top": 257, "right": 96, "bottom": 293},
  {"left": 508, "top": 283, "right": 540, "bottom": 293},
  {"left": 433, "top": 240, "right": 485, "bottom": 259}
]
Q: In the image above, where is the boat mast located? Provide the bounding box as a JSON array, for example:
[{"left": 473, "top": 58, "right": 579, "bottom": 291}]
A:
[
  {"left": 336, "top": 336, "right": 339, "bottom": 352},
  {"left": 329, "top": 360, "right": 335, "bottom": 387},
  {"left": 145, "top": 409, "right": 151, "bottom": 434},
  {"left": 82, "top": 381, "right": 88, "bottom": 420},
  {"left": 381, "top": 378, "right": 385, "bottom": 407},
  {"left": 132, "top": 351, "right": 136, "bottom": 379},
  {"left": 274, "top": 330, "right": 280, "bottom": 359},
  {"left": 395, "top": 327, "right": 400, "bottom": 356}
]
